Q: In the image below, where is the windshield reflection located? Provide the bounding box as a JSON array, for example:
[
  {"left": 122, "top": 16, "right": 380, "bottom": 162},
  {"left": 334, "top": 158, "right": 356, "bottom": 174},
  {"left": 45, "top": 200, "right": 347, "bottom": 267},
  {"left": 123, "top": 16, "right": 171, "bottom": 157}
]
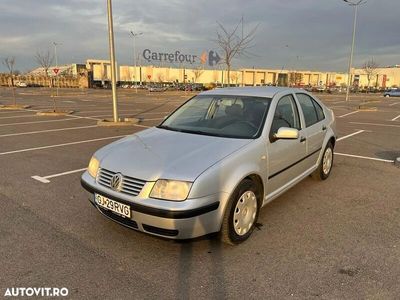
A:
[{"left": 158, "top": 95, "right": 271, "bottom": 139}]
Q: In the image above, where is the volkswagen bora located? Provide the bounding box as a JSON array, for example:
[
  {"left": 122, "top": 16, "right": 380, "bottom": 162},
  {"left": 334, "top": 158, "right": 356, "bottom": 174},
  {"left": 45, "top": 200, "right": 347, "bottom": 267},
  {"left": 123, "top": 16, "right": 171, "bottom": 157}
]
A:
[{"left": 81, "top": 87, "right": 337, "bottom": 244}]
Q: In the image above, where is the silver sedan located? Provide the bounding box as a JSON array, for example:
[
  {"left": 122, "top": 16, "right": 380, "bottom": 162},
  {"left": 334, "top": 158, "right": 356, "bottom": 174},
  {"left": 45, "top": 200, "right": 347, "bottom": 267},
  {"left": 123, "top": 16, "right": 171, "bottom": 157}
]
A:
[{"left": 81, "top": 87, "right": 337, "bottom": 244}]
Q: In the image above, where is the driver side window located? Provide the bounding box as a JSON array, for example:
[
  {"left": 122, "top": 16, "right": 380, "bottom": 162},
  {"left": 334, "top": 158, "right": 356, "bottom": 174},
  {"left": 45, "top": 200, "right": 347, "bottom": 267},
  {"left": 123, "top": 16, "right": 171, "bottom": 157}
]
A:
[{"left": 270, "top": 94, "right": 301, "bottom": 136}]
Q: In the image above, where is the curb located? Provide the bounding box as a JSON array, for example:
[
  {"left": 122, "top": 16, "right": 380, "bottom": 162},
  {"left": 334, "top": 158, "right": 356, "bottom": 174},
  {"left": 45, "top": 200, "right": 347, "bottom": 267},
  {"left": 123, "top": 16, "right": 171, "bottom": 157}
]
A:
[
  {"left": 357, "top": 105, "right": 377, "bottom": 111},
  {"left": 36, "top": 110, "right": 74, "bottom": 116},
  {"left": 0, "top": 105, "right": 31, "bottom": 110},
  {"left": 395, "top": 157, "right": 400, "bottom": 168},
  {"left": 97, "top": 117, "right": 140, "bottom": 127}
]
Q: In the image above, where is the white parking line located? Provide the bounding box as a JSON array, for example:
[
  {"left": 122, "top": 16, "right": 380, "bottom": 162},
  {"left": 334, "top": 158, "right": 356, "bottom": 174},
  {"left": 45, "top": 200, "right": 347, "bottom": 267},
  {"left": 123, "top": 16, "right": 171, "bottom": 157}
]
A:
[
  {"left": 391, "top": 114, "right": 400, "bottom": 121},
  {"left": 329, "top": 106, "right": 348, "bottom": 110},
  {"left": 66, "top": 114, "right": 101, "bottom": 121},
  {"left": 140, "top": 111, "right": 172, "bottom": 115},
  {"left": 0, "top": 114, "right": 37, "bottom": 120},
  {"left": 335, "top": 152, "right": 394, "bottom": 163},
  {"left": 72, "top": 110, "right": 170, "bottom": 118},
  {"left": 132, "top": 124, "right": 151, "bottom": 128},
  {"left": 0, "top": 135, "right": 126, "bottom": 156},
  {"left": 338, "top": 111, "right": 360, "bottom": 118},
  {"left": 0, "top": 113, "right": 105, "bottom": 126},
  {"left": 0, "top": 112, "right": 153, "bottom": 129},
  {"left": 141, "top": 117, "right": 164, "bottom": 121},
  {"left": 0, "top": 118, "right": 80, "bottom": 127},
  {"left": 0, "top": 125, "right": 98, "bottom": 138},
  {"left": 336, "top": 130, "right": 365, "bottom": 142},
  {"left": 23, "top": 108, "right": 40, "bottom": 112},
  {"left": 0, "top": 110, "right": 34, "bottom": 115},
  {"left": 389, "top": 102, "right": 400, "bottom": 106},
  {"left": 75, "top": 112, "right": 170, "bottom": 120},
  {"left": 350, "top": 121, "right": 400, "bottom": 128},
  {"left": 32, "top": 147, "right": 393, "bottom": 184},
  {"left": 75, "top": 109, "right": 141, "bottom": 114},
  {"left": 23, "top": 125, "right": 382, "bottom": 184},
  {"left": 32, "top": 168, "right": 87, "bottom": 183}
]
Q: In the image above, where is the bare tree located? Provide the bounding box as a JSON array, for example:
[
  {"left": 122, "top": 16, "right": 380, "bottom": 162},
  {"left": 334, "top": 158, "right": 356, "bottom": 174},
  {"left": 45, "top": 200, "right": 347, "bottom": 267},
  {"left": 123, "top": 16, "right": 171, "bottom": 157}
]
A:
[
  {"left": 35, "top": 50, "right": 59, "bottom": 111},
  {"left": 289, "top": 72, "right": 303, "bottom": 87},
  {"left": 2, "top": 57, "right": 17, "bottom": 105},
  {"left": 214, "top": 17, "right": 258, "bottom": 86},
  {"left": 230, "top": 72, "right": 239, "bottom": 86},
  {"left": 35, "top": 50, "right": 53, "bottom": 78},
  {"left": 3, "top": 57, "right": 16, "bottom": 85},
  {"left": 193, "top": 66, "right": 204, "bottom": 83},
  {"left": 362, "top": 58, "right": 379, "bottom": 90}
]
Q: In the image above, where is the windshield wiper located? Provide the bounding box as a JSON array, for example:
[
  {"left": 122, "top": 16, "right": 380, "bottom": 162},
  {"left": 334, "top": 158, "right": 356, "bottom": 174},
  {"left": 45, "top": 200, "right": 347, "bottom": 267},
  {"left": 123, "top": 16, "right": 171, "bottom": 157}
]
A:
[
  {"left": 158, "top": 125, "right": 228, "bottom": 137},
  {"left": 156, "top": 125, "right": 183, "bottom": 132},
  {"left": 158, "top": 125, "right": 210, "bottom": 135},
  {"left": 178, "top": 129, "right": 227, "bottom": 137}
]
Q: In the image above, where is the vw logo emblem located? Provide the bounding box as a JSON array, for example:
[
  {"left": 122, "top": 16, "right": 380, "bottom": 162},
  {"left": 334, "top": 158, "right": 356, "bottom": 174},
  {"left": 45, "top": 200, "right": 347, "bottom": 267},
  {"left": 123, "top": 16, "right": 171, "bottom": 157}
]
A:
[{"left": 110, "top": 173, "right": 123, "bottom": 191}]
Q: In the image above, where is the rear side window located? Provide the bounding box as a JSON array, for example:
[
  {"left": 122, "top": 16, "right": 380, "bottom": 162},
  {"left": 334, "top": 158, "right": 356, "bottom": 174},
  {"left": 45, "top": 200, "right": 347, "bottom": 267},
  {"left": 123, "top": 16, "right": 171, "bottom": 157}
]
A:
[
  {"left": 296, "top": 94, "right": 325, "bottom": 127},
  {"left": 313, "top": 100, "right": 325, "bottom": 121}
]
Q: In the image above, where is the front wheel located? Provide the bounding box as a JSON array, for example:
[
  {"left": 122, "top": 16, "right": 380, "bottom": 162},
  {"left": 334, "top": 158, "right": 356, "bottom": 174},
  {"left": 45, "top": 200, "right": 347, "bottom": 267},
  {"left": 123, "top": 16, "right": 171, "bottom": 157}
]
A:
[
  {"left": 312, "top": 142, "right": 334, "bottom": 181},
  {"left": 220, "top": 179, "right": 260, "bottom": 245}
]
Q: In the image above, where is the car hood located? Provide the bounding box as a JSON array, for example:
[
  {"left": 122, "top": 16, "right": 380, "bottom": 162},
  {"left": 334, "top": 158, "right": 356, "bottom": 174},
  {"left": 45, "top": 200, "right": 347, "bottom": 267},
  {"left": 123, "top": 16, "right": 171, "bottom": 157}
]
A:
[{"left": 99, "top": 127, "right": 252, "bottom": 182}]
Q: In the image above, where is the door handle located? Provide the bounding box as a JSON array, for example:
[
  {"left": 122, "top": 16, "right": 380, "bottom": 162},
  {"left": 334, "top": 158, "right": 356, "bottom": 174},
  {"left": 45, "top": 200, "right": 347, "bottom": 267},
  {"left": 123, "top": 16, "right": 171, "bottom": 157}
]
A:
[
  {"left": 300, "top": 136, "right": 306, "bottom": 142},
  {"left": 322, "top": 125, "right": 327, "bottom": 131}
]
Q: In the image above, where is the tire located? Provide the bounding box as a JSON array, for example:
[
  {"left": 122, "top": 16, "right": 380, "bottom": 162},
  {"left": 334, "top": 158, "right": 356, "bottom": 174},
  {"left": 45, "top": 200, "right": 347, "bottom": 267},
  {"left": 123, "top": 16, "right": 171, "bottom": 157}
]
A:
[
  {"left": 312, "top": 142, "right": 334, "bottom": 181},
  {"left": 220, "top": 179, "right": 260, "bottom": 245}
]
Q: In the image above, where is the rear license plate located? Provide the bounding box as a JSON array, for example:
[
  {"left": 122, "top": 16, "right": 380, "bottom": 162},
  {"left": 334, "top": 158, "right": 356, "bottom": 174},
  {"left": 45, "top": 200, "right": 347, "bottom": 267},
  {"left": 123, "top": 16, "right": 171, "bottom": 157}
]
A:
[{"left": 95, "top": 194, "right": 131, "bottom": 218}]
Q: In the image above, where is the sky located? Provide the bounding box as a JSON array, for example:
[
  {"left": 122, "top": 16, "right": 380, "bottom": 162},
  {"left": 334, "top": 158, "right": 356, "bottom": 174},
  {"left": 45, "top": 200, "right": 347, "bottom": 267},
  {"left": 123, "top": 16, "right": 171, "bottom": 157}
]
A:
[{"left": 0, "top": 0, "right": 399, "bottom": 73}]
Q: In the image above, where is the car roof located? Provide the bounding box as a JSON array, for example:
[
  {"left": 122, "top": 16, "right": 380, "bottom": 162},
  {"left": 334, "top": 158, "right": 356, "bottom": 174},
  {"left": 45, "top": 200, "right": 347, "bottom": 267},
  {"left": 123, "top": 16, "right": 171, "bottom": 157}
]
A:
[{"left": 200, "top": 86, "right": 306, "bottom": 98}]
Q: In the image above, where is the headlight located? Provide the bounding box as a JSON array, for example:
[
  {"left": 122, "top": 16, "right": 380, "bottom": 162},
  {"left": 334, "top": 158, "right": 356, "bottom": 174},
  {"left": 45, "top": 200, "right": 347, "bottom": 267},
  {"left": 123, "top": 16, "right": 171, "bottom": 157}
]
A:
[
  {"left": 149, "top": 180, "right": 192, "bottom": 201},
  {"left": 87, "top": 156, "right": 100, "bottom": 178}
]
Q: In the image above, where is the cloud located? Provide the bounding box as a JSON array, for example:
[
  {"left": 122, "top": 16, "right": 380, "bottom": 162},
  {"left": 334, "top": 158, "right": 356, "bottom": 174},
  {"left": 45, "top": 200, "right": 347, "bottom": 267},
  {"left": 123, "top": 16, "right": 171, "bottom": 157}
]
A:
[{"left": 0, "top": 0, "right": 399, "bottom": 72}]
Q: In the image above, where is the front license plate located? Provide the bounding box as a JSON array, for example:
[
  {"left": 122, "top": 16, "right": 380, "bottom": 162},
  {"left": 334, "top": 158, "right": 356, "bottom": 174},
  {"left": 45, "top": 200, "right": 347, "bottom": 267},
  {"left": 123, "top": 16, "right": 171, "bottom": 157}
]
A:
[{"left": 95, "top": 194, "right": 131, "bottom": 218}]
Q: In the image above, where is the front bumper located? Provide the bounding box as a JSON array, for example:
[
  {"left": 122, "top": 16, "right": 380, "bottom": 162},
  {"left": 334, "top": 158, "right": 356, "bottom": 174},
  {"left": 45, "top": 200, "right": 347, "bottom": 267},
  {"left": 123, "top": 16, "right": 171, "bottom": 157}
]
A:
[{"left": 81, "top": 171, "right": 228, "bottom": 239}]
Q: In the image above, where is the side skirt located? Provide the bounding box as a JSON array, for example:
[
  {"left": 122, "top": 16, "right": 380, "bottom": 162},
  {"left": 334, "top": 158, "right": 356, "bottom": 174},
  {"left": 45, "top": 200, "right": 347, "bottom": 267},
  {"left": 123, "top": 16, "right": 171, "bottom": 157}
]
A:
[{"left": 262, "top": 164, "right": 318, "bottom": 207}]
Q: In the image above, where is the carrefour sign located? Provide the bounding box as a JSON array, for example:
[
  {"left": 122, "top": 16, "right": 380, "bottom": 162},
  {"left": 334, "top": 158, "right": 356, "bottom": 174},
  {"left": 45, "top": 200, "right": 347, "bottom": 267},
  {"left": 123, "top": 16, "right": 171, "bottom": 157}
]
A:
[{"left": 143, "top": 49, "right": 221, "bottom": 66}]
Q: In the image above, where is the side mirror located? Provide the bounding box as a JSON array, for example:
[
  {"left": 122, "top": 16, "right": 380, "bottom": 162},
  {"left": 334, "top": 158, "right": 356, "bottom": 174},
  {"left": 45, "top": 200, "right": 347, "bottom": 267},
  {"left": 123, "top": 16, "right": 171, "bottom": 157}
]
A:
[{"left": 273, "top": 127, "right": 299, "bottom": 141}]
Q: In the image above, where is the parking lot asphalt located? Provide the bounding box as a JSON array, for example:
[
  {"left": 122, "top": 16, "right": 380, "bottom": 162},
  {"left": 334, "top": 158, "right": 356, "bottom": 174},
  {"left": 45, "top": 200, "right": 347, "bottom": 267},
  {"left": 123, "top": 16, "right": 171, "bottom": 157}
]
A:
[{"left": 0, "top": 87, "right": 399, "bottom": 299}]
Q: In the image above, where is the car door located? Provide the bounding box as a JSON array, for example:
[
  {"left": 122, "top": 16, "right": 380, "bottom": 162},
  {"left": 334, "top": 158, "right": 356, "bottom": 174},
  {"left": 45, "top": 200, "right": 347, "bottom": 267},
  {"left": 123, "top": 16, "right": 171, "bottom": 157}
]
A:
[
  {"left": 266, "top": 94, "right": 307, "bottom": 195},
  {"left": 295, "top": 93, "right": 327, "bottom": 169}
]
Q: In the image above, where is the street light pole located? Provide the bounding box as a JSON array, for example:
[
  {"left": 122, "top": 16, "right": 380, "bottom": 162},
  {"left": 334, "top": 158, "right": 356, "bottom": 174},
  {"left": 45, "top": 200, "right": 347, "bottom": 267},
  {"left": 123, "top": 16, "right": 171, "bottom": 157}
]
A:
[
  {"left": 107, "top": 0, "right": 119, "bottom": 122},
  {"left": 130, "top": 30, "right": 143, "bottom": 93},
  {"left": 343, "top": 0, "right": 366, "bottom": 102}
]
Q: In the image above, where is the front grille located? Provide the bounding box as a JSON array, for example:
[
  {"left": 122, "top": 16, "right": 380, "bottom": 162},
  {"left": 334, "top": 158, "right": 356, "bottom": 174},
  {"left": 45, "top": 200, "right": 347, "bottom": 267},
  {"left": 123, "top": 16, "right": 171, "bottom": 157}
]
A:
[{"left": 97, "top": 168, "right": 146, "bottom": 197}]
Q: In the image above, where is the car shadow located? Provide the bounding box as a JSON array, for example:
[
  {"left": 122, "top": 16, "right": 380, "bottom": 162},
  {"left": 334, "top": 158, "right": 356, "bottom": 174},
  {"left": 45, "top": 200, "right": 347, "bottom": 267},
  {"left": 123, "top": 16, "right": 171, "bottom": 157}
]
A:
[{"left": 175, "top": 234, "right": 227, "bottom": 299}]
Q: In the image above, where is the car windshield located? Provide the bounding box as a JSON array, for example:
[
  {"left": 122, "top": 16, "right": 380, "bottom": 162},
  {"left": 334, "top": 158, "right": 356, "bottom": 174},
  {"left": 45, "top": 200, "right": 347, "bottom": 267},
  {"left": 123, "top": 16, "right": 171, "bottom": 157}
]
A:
[{"left": 158, "top": 95, "right": 271, "bottom": 139}]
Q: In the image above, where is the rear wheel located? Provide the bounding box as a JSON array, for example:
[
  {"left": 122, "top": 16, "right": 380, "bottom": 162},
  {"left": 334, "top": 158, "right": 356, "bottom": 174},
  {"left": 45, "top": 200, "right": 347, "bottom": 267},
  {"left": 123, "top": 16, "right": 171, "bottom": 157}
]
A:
[
  {"left": 312, "top": 142, "right": 334, "bottom": 181},
  {"left": 220, "top": 179, "right": 260, "bottom": 245}
]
